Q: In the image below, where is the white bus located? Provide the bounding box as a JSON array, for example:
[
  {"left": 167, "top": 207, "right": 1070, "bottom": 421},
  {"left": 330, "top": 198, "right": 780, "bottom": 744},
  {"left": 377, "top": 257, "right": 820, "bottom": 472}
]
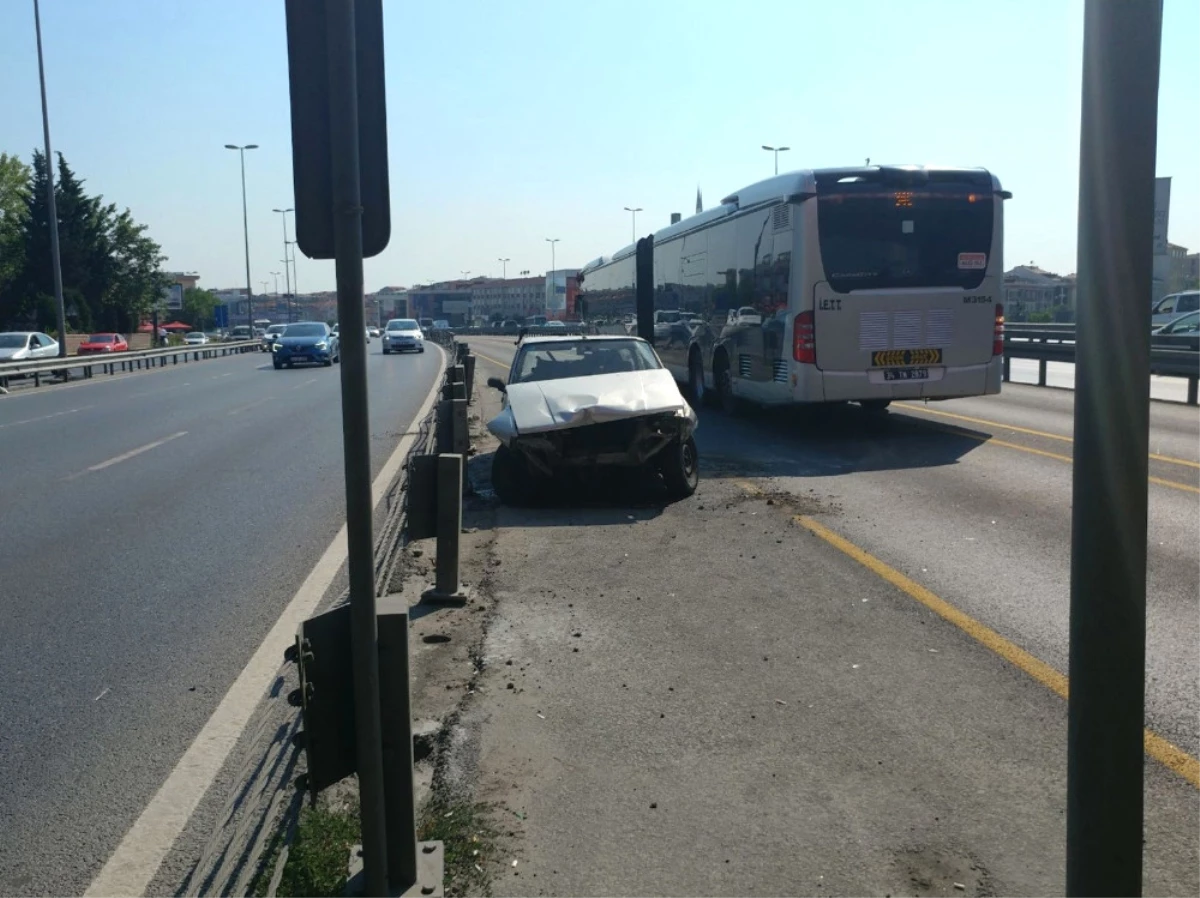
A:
[{"left": 578, "top": 165, "right": 1010, "bottom": 411}]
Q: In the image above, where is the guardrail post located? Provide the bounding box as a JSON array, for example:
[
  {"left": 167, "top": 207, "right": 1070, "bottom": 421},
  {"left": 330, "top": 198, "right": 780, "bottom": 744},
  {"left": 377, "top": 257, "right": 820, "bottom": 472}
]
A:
[
  {"left": 463, "top": 354, "right": 476, "bottom": 404},
  {"left": 422, "top": 453, "right": 469, "bottom": 604},
  {"left": 435, "top": 400, "right": 452, "bottom": 454},
  {"left": 1188, "top": 376, "right": 1198, "bottom": 406},
  {"left": 1037, "top": 358, "right": 1047, "bottom": 387}
]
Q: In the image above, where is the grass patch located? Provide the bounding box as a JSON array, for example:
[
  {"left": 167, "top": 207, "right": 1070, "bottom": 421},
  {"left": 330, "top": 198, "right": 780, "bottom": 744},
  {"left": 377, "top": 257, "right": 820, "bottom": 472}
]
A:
[
  {"left": 270, "top": 797, "right": 361, "bottom": 897},
  {"left": 418, "top": 795, "right": 503, "bottom": 897}
]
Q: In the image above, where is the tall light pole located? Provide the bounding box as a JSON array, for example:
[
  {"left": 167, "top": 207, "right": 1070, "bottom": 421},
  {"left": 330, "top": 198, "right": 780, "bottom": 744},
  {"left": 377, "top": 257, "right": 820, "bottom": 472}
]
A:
[
  {"left": 545, "top": 238, "right": 559, "bottom": 318},
  {"left": 225, "top": 143, "right": 258, "bottom": 332},
  {"left": 33, "top": 0, "right": 67, "bottom": 357},
  {"left": 273, "top": 207, "right": 294, "bottom": 321},
  {"left": 624, "top": 206, "right": 642, "bottom": 243},
  {"left": 286, "top": 240, "right": 300, "bottom": 319},
  {"left": 271, "top": 270, "right": 281, "bottom": 295},
  {"left": 762, "top": 144, "right": 790, "bottom": 175},
  {"left": 498, "top": 257, "right": 510, "bottom": 279}
]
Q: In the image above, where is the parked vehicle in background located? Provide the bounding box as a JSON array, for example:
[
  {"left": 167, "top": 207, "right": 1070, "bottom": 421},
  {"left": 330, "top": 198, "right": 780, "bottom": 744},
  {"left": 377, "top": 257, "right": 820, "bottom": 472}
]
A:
[
  {"left": 368, "top": 326, "right": 381, "bottom": 338},
  {"left": 0, "top": 332, "right": 60, "bottom": 361},
  {"left": 184, "top": 332, "right": 209, "bottom": 346},
  {"left": 485, "top": 335, "right": 699, "bottom": 504},
  {"left": 77, "top": 333, "right": 129, "bottom": 354},
  {"left": 227, "top": 325, "right": 252, "bottom": 341},
  {"left": 261, "top": 324, "right": 287, "bottom": 351},
  {"left": 432, "top": 319, "right": 451, "bottom": 330},
  {"left": 1150, "top": 290, "right": 1200, "bottom": 329},
  {"left": 419, "top": 318, "right": 434, "bottom": 330},
  {"left": 727, "top": 307, "right": 763, "bottom": 326},
  {"left": 271, "top": 321, "right": 340, "bottom": 369},
  {"left": 382, "top": 318, "right": 424, "bottom": 354},
  {"left": 544, "top": 320, "right": 567, "bottom": 330}
]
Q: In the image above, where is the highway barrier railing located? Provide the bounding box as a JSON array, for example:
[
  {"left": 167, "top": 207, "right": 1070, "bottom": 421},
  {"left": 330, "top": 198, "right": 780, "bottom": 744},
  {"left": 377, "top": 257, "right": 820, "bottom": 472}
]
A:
[
  {"left": 1003, "top": 323, "right": 1199, "bottom": 404},
  {"left": 0, "top": 340, "right": 260, "bottom": 391}
]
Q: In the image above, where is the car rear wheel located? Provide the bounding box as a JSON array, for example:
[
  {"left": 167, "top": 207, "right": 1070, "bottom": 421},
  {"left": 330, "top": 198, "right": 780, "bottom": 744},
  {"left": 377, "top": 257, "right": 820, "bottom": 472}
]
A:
[{"left": 660, "top": 436, "right": 699, "bottom": 500}]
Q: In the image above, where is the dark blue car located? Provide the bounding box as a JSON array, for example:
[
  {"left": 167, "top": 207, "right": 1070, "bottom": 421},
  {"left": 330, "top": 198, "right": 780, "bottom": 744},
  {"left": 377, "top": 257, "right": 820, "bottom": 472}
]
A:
[{"left": 272, "top": 321, "right": 340, "bottom": 369}]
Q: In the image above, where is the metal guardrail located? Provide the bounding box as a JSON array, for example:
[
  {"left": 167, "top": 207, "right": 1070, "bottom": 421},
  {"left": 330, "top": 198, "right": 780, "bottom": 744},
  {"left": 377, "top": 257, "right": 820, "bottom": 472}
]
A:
[
  {"left": 1003, "top": 323, "right": 1199, "bottom": 404},
  {"left": 0, "top": 340, "right": 261, "bottom": 391}
]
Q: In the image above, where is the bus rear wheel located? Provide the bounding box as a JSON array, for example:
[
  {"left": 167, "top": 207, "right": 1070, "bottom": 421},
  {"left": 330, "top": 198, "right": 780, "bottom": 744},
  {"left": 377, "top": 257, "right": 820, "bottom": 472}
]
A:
[
  {"left": 688, "top": 353, "right": 708, "bottom": 406},
  {"left": 715, "top": 355, "right": 738, "bottom": 414}
]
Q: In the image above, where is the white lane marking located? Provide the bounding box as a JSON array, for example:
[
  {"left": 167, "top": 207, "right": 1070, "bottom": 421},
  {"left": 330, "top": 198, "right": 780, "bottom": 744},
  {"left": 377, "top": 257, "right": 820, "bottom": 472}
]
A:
[
  {"left": 290, "top": 377, "right": 319, "bottom": 391},
  {"left": 228, "top": 396, "right": 274, "bottom": 416},
  {"left": 84, "top": 343, "right": 448, "bottom": 898},
  {"left": 0, "top": 406, "right": 91, "bottom": 429},
  {"left": 94, "top": 687, "right": 110, "bottom": 702},
  {"left": 67, "top": 432, "right": 188, "bottom": 480},
  {"left": 212, "top": 372, "right": 234, "bottom": 379}
]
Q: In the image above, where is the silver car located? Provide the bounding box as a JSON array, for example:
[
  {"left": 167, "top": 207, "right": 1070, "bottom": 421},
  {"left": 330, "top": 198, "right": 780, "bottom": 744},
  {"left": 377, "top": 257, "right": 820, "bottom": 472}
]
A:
[
  {"left": 1150, "top": 290, "right": 1200, "bottom": 329},
  {"left": 382, "top": 319, "right": 425, "bottom": 354},
  {"left": 0, "top": 331, "right": 61, "bottom": 362}
]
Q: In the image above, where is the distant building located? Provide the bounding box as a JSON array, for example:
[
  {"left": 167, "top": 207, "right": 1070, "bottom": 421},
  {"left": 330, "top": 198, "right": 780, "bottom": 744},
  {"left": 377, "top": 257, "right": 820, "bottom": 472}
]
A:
[
  {"left": 470, "top": 277, "right": 544, "bottom": 322},
  {"left": 1167, "top": 242, "right": 1194, "bottom": 293},
  {"left": 1002, "top": 265, "right": 1076, "bottom": 320}
]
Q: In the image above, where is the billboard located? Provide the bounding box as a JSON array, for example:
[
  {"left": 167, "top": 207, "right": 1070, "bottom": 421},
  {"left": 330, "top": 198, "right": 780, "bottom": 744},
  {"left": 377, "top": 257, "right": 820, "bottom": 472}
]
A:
[
  {"left": 162, "top": 283, "right": 184, "bottom": 310},
  {"left": 545, "top": 271, "right": 567, "bottom": 312}
]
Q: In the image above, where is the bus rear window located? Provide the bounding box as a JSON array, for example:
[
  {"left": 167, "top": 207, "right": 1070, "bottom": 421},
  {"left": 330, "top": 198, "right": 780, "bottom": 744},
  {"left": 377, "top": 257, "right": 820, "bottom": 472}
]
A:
[{"left": 817, "top": 184, "right": 994, "bottom": 293}]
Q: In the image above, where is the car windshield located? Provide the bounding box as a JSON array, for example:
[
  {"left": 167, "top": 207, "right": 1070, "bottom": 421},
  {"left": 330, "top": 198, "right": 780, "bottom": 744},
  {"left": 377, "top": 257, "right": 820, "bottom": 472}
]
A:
[
  {"left": 285, "top": 323, "right": 326, "bottom": 338},
  {"left": 1163, "top": 311, "right": 1199, "bottom": 333},
  {"left": 511, "top": 339, "right": 662, "bottom": 383},
  {"left": 186, "top": 332, "right": 204, "bottom": 338},
  {"left": 267, "top": 325, "right": 286, "bottom": 334},
  {"left": 0, "top": 334, "right": 29, "bottom": 348},
  {"left": 389, "top": 320, "right": 418, "bottom": 330},
  {"left": 87, "top": 334, "right": 114, "bottom": 342}
]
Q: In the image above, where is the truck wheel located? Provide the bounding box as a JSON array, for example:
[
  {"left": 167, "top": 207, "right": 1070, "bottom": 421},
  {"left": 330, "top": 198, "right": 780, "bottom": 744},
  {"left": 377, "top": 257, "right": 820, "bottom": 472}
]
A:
[{"left": 660, "top": 436, "right": 699, "bottom": 500}]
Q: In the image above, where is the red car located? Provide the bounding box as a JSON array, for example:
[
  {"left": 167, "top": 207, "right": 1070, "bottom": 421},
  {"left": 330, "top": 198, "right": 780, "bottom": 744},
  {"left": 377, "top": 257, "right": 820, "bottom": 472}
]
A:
[{"left": 77, "top": 333, "right": 129, "bottom": 354}]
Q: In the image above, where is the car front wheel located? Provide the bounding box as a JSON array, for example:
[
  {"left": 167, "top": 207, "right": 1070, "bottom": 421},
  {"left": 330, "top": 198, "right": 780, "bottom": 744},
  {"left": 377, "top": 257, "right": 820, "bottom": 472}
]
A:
[
  {"left": 491, "top": 445, "right": 535, "bottom": 506},
  {"left": 660, "top": 436, "right": 699, "bottom": 500}
]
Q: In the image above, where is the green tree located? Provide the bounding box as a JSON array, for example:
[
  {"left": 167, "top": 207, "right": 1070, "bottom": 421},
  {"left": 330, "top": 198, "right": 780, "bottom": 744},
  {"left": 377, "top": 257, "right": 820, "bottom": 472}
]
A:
[
  {"left": 0, "top": 153, "right": 31, "bottom": 316},
  {"left": 183, "top": 286, "right": 219, "bottom": 330}
]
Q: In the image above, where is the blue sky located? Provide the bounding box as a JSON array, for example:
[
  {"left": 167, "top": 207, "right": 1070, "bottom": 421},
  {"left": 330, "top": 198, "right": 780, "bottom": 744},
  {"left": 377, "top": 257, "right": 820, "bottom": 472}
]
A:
[{"left": 1, "top": 0, "right": 1197, "bottom": 293}]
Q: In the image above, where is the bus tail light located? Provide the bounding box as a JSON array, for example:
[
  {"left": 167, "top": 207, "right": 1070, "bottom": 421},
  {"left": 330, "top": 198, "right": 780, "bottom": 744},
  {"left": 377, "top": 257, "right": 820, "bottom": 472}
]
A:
[
  {"left": 993, "top": 303, "right": 1005, "bottom": 356},
  {"left": 793, "top": 311, "right": 816, "bottom": 364}
]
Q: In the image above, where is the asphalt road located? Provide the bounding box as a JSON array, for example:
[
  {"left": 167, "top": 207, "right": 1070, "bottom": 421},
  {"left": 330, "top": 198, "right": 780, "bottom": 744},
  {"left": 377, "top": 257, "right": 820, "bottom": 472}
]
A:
[
  {"left": 467, "top": 335, "right": 1200, "bottom": 756},
  {"left": 0, "top": 343, "right": 442, "bottom": 896},
  {"left": 457, "top": 336, "right": 1198, "bottom": 894}
]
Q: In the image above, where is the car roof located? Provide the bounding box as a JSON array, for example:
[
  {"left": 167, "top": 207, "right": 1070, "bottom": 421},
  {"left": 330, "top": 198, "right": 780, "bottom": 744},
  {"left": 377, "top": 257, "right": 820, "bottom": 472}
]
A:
[{"left": 517, "top": 334, "right": 648, "bottom": 346}]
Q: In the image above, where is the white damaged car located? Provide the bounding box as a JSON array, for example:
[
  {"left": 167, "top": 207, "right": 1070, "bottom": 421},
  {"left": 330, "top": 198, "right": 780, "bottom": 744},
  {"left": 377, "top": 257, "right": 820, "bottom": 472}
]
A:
[{"left": 485, "top": 335, "right": 699, "bottom": 504}]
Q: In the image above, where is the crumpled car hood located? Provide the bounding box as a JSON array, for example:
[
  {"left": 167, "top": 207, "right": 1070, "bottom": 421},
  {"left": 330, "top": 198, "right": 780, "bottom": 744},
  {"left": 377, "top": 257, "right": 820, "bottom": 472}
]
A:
[{"left": 488, "top": 369, "right": 695, "bottom": 442}]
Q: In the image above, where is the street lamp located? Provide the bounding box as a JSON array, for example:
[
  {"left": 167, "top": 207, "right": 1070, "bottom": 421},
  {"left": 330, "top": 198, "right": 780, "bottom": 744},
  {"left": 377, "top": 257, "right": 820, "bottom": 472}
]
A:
[
  {"left": 271, "top": 270, "right": 281, "bottom": 295},
  {"left": 33, "top": 0, "right": 67, "bottom": 357},
  {"left": 498, "top": 257, "right": 510, "bottom": 279},
  {"left": 225, "top": 143, "right": 258, "bottom": 332},
  {"left": 273, "top": 207, "right": 294, "bottom": 320},
  {"left": 286, "top": 240, "right": 300, "bottom": 319},
  {"left": 623, "top": 206, "right": 642, "bottom": 243},
  {"left": 545, "top": 238, "right": 560, "bottom": 317},
  {"left": 761, "top": 144, "right": 790, "bottom": 175}
]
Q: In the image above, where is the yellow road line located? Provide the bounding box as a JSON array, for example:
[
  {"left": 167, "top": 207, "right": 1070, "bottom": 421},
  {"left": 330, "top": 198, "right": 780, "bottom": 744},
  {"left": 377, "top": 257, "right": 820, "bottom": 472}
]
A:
[
  {"left": 740, "top": 480, "right": 1200, "bottom": 788},
  {"left": 897, "top": 402, "right": 1200, "bottom": 470},
  {"left": 927, "top": 422, "right": 1200, "bottom": 495},
  {"left": 472, "top": 350, "right": 511, "bottom": 369}
]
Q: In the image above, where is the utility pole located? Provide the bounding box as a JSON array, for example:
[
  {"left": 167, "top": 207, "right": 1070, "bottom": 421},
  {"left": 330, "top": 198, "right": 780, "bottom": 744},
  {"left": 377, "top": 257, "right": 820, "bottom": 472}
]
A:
[
  {"left": 33, "top": 0, "right": 67, "bottom": 357},
  {"left": 225, "top": 143, "right": 258, "bottom": 332},
  {"left": 274, "top": 208, "right": 295, "bottom": 321}
]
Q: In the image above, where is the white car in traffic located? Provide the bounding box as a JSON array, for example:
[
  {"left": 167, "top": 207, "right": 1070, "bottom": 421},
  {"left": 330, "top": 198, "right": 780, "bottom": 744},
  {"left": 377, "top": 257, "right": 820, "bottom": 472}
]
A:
[
  {"left": 0, "top": 331, "right": 61, "bottom": 362},
  {"left": 382, "top": 319, "right": 425, "bottom": 354},
  {"left": 485, "top": 335, "right": 698, "bottom": 504},
  {"left": 184, "top": 332, "right": 209, "bottom": 346}
]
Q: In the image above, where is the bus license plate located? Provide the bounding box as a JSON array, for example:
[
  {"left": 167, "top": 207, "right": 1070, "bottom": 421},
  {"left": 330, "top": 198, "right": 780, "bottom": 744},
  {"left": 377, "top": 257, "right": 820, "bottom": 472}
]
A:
[{"left": 884, "top": 367, "right": 929, "bottom": 381}]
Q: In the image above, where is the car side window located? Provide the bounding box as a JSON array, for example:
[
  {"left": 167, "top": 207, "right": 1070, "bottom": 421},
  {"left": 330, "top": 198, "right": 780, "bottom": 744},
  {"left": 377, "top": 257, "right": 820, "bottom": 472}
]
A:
[
  {"left": 1158, "top": 297, "right": 1176, "bottom": 314},
  {"left": 1179, "top": 295, "right": 1199, "bottom": 313},
  {"left": 29, "top": 335, "right": 40, "bottom": 348}
]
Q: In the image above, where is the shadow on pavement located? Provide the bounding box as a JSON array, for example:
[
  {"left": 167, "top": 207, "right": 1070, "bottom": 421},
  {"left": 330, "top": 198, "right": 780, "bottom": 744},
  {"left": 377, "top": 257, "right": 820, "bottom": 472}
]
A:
[{"left": 693, "top": 400, "right": 991, "bottom": 479}]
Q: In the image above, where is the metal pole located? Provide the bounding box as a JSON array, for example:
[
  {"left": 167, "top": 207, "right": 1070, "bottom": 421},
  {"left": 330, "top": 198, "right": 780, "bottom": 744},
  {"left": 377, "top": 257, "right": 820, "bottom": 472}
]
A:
[
  {"left": 33, "top": 0, "right": 67, "bottom": 357},
  {"left": 325, "top": 0, "right": 387, "bottom": 893},
  {"left": 277, "top": 210, "right": 293, "bottom": 322},
  {"left": 238, "top": 149, "right": 254, "bottom": 334},
  {"left": 1066, "top": 1, "right": 1161, "bottom": 895}
]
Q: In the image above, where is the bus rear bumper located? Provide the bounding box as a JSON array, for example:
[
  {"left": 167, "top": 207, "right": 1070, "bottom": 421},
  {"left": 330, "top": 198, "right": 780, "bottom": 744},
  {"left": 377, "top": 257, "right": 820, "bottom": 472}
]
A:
[{"left": 800, "top": 359, "right": 1002, "bottom": 402}]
